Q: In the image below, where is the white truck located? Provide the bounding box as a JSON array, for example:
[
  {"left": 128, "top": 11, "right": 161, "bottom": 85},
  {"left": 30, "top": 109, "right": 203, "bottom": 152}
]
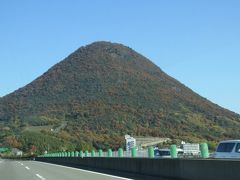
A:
[{"left": 182, "top": 143, "right": 200, "bottom": 156}]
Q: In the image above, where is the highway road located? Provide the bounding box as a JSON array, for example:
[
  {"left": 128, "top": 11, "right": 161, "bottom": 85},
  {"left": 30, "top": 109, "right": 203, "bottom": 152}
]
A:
[{"left": 0, "top": 158, "right": 133, "bottom": 180}]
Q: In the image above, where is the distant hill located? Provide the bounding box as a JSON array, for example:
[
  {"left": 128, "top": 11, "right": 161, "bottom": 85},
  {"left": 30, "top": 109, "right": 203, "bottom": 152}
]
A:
[{"left": 0, "top": 41, "right": 239, "bottom": 153}]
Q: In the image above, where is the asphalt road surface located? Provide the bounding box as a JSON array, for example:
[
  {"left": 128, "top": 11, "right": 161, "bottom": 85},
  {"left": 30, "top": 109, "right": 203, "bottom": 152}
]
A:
[{"left": 0, "top": 158, "right": 133, "bottom": 180}]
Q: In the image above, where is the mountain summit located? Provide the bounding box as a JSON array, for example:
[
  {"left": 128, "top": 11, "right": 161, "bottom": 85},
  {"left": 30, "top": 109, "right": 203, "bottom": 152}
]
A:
[{"left": 0, "top": 41, "right": 239, "bottom": 151}]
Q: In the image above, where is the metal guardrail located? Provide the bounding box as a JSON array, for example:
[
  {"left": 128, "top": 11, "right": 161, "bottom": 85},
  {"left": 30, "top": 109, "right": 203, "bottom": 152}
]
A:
[
  {"left": 39, "top": 143, "right": 209, "bottom": 159},
  {"left": 39, "top": 150, "right": 149, "bottom": 158}
]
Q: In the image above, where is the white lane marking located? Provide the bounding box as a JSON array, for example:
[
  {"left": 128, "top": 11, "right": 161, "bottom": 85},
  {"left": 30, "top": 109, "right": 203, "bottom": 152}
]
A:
[
  {"left": 25, "top": 166, "right": 30, "bottom": 170},
  {"left": 20, "top": 163, "right": 24, "bottom": 166},
  {"left": 35, "top": 161, "right": 133, "bottom": 180},
  {"left": 36, "top": 174, "right": 46, "bottom": 180}
]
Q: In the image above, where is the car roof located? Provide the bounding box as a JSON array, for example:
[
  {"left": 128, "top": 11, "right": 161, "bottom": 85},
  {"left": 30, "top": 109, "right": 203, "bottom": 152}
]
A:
[{"left": 219, "top": 140, "right": 240, "bottom": 143}]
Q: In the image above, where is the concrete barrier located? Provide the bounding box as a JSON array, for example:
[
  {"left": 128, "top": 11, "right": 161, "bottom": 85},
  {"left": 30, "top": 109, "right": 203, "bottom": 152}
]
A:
[{"left": 35, "top": 157, "right": 240, "bottom": 180}]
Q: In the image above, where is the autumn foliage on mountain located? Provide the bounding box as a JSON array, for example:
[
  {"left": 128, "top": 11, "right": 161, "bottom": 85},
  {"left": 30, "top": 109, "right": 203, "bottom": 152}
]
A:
[{"left": 0, "top": 41, "right": 239, "bottom": 153}]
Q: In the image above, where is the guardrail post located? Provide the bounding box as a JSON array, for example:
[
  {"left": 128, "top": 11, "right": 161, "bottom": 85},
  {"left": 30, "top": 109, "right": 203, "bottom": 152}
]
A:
[
  {"left": 75, "top": 151, "right": 79, "bottom": 157},
  {"left": 131, "top": 147, "right": 137, "bottom": 157},
  {"left": 200, "top": 143, "right": 209, "bottom": 158},
  {"left": 67, "top": 152, "right": 71, "bottom": 157},
  {"left": 118, "top": 148, "right": 123, "bottom": 157},
  {"left": 85, "top": 150, "right": 88, "bottom": 157},
  {"left": 91, "top": 150, "right": 95, "bottom": 157},
  {"left": 148, "top": 146, "right": 154, "bottom": 158},
  {"left": 80, "top": 150, "right": 83, "bottom": 158},
  {"left": 98, "top": 149, "right": 103, "bottom": 157},
  {"left": 107, "top": 149, "right": 112, "bottom": 157},
  {"left": 170, "top": 144, "right": 177, "bottom": 158},
  {"left": 71, "top": 151, "right": 75, "bottom": 157}
]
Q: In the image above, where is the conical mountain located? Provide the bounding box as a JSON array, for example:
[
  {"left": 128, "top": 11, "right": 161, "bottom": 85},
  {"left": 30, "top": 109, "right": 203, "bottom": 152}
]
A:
[{"left": 0, "top": 41, "right": 239, "bottom": 151}]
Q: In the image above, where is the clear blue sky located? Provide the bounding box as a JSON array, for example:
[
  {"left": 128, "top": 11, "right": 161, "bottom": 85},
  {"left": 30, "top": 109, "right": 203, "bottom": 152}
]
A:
[{"left": 0, "top": 0, "right": 239, "bottom": 114}]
